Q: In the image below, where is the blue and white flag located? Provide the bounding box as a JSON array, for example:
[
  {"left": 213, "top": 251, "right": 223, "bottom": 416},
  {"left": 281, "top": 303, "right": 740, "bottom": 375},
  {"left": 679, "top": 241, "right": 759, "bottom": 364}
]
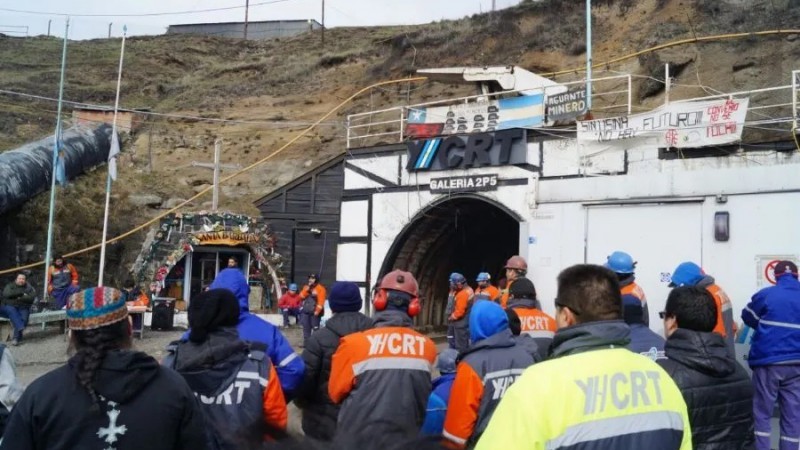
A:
[{"left": 108, "top": 132, "right": 120, "bottom": 181}]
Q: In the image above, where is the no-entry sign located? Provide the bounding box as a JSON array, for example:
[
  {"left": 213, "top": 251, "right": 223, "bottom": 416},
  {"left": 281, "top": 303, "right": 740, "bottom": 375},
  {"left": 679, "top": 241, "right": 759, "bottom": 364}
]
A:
[{"left": 764, "top": 260, "right": 780, "bottom": 285}]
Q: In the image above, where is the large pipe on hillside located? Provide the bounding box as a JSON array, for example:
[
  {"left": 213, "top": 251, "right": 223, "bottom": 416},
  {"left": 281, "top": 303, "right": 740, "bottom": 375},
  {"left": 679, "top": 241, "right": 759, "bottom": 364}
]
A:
[{"left": 0, "top": 124, "right": 114, "bottom": 215}]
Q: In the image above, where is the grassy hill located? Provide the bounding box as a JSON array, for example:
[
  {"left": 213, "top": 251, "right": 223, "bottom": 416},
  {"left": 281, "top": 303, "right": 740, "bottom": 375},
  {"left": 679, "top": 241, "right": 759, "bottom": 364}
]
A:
[{"left": 0, "top": 0, "right": 798, "bottom": 283}]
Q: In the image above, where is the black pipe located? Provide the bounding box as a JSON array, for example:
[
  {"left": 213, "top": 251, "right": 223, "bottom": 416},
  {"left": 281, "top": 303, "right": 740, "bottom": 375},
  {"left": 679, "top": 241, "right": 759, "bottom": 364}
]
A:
[{"left": 0, "top": 124, "right": 114, "bottom": 215}]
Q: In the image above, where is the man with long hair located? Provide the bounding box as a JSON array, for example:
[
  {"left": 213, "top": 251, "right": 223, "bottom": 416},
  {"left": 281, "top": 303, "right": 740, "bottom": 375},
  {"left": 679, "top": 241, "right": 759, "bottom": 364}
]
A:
[{"left": 0, "top": 287, "right": 207, "bottom": 450}]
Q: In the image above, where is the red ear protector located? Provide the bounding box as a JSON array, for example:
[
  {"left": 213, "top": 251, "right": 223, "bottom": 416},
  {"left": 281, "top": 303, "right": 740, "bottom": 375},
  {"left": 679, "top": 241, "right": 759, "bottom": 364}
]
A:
[{"left": 372, "top": 289, "right": 421, "bottom": 317}]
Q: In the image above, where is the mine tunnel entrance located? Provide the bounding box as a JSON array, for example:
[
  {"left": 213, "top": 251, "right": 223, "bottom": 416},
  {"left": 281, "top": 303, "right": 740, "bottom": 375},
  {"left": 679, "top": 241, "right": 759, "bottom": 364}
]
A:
[{"left": 380, "top": 194, "right": 520, "bottom": 329}]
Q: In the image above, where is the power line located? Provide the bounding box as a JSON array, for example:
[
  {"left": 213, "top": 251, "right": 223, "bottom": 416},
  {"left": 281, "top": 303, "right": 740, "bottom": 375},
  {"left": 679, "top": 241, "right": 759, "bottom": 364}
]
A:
[
  {"left": 0, "top": 0, "right": 294, "bottom": 18},
  {"left": 0, "top": 88, "right": 342, "bottom": 128}
]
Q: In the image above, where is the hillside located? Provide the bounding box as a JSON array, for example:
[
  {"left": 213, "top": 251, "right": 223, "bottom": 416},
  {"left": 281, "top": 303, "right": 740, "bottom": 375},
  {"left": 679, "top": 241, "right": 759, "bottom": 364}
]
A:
[{"left": 0, "top": 0, "right": 799, "bottom": 284}]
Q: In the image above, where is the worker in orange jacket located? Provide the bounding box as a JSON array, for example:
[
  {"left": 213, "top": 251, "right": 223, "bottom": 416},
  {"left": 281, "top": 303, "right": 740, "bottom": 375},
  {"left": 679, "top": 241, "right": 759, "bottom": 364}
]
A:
[
  {"left": 328, "top": 270, "right": 436, "bottom": 439},
  {"left": 446, "top": 273, "right": 474, "bottom": 353},
  {"left": 670, "top": 262, "right": 735, "bottom": 354},
  {"left": 443, "top": 300, "right": 535, "bottom": 448},
  {"left": 504, "top": 277, "right": 556, "bottom": 361},
  {"left": 474, "top": 273, "right": 500, "bottom": 303},
  {"left": 299, "top": 273, "right": 327, "bottom": 346},
  {"left": 47, "top": 255, "right": 80, "bottom": 309},
  {"left": 499, "top": 256, "right": 527, "bottom": 309},
  {"left": 604, "top": 251, "right": 650, "bottom": 326}
]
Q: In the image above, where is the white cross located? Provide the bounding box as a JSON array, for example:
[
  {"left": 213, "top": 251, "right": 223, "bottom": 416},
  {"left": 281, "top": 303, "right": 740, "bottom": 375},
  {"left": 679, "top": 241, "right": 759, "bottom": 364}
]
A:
[{"left": 97, "top": 408, "right": 128, "bottom": 445}]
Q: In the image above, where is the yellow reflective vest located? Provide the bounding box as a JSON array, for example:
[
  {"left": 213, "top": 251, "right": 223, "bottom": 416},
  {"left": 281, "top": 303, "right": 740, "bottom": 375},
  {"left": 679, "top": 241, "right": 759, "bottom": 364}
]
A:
[{"left": 475, "top": 348, "right": 692, "bottom": 450}]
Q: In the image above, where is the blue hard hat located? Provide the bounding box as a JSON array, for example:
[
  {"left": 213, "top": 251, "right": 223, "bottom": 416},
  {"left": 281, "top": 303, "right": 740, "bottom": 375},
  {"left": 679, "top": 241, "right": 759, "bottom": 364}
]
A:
[
  {"left": 449, "top": 272, "right": 466, "bottom": 284},
  {"left": 289, "top": 283, "right": 298, "bottom": 292},
  {"left": 605, "top": 251, "right": 636, "bottom": 274},
  {"left": 476, "top": 272, "right": 491, "bottom": 282},
  {"left": 670, "top": 262, "right": 705, "bottom": 287}
]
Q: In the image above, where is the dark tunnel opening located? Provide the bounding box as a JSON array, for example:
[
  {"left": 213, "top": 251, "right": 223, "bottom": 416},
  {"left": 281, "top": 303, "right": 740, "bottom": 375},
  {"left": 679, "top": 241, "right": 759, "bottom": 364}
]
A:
[{"left": 380, "top": 195, "right": 520, "bottom": 329}]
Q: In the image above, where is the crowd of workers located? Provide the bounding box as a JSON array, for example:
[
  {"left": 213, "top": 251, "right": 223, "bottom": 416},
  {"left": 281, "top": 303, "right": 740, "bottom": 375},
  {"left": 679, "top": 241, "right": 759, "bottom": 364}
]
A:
[{"left": 0, "top": 251, "right": 797, "bottom": 449}]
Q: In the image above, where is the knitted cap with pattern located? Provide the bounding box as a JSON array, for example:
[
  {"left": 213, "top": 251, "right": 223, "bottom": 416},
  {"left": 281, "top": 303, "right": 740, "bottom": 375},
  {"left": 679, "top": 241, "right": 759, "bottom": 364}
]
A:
[{"left": 67, "top": 287, "right": 128, "bottom": 331}]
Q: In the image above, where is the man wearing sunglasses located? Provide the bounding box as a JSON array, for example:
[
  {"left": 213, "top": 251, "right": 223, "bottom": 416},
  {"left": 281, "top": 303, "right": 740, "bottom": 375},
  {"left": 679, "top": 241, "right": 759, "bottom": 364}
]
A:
[{"left": 477, "top": 264, "right": 691, "bottom": 450}]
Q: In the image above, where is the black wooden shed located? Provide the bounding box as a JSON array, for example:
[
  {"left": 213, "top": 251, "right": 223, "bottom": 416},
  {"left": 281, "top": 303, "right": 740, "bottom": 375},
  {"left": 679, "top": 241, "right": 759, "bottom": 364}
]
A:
[{"left": 254, "top": 155, "right": 344, "bottom": 287}]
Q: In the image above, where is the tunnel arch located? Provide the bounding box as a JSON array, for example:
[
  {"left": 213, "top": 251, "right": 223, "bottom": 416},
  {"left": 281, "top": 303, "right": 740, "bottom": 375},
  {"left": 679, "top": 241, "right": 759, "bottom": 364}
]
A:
[{"left": 379, "top": 194, "right": 521, "bottom": 328}]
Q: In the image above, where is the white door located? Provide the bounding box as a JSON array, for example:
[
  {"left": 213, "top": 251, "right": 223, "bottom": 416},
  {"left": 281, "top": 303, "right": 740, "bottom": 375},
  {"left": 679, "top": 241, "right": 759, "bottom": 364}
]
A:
[{"left": 585, "top": 202, "right": 703, "bottom": 334}]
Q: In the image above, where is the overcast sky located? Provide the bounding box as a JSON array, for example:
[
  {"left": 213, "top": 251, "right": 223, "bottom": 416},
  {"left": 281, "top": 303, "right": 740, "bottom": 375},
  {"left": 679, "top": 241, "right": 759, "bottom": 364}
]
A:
[{"left": 0, "top": 0, "right": 522, "bottom": 40}]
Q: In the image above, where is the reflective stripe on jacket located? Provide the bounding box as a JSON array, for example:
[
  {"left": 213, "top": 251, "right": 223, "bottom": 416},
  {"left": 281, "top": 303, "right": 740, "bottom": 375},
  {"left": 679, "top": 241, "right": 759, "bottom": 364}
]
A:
[
  {"left": 475, "top": 322, "right": 692, "bottom": 450},
  {"left": 742, "top": 275, "right": 800, "bottom": 366},
  {"left": 328, "top": 312, "right": 437, "bottom": 438},
  {"left": 443, "top": 329, "right": 535, "bottom": 447}
]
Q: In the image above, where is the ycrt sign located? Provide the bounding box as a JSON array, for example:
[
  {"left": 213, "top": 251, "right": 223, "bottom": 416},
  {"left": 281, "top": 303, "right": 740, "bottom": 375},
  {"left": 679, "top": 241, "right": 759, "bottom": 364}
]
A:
[{"left": 407, "top": 129, "right": 527, "bottom": 172}]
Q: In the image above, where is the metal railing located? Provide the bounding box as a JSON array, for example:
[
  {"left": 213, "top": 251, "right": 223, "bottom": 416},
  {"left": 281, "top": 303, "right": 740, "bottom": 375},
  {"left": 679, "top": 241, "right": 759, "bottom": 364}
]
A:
[
  {"left": 346, "top": 74, "right": 633, "bottom": 149},
  {"left": 347, "top": 71, "right": 800, "bottom": 149}
]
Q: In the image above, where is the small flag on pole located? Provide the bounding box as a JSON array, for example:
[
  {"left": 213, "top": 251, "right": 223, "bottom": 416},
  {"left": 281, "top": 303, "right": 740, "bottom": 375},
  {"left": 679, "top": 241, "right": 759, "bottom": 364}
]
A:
[
  {"left": 108, "top": 132, "right": 120, "bottom": 181},
  {"left": 54, "top": 134, "right": 68, "bottom": 186}
]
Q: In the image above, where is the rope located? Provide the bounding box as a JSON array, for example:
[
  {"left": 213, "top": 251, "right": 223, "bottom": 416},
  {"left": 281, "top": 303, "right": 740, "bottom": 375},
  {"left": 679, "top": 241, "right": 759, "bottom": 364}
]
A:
[{"left": 0, "top": 76, "right": 428, "bottom": 275}]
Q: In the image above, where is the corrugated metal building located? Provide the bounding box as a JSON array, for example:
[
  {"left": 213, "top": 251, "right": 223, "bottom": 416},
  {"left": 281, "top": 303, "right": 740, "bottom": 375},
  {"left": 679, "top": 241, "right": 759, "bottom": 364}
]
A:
[
  {"left": 254, "top": 155, "right": 344, "bottom": 288},
  {"left": 167, "top": 20, "right": 322, "bottom": 40}
]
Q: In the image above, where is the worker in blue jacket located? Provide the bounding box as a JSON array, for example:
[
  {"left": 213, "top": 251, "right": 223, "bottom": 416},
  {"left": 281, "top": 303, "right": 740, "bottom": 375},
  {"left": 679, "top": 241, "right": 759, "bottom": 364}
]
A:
[
  {"left": 420, "top": 348, "right": 458, "bottom": 436},
  {"left": 184, "top": 268, "right": 305, "bottom": 400},
  {"left": 742, "top": 260, "right": 800, "bottom": 450}
]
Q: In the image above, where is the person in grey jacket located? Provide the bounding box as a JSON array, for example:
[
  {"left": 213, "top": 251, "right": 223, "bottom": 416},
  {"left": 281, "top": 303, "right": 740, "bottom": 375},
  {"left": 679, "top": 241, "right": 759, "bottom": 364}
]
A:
[
  {"left": 1, "top": 273, "right": 37, "bottom": 345},
  {"left": 295, "top": 282, "right": 373, "bottom": 441}
]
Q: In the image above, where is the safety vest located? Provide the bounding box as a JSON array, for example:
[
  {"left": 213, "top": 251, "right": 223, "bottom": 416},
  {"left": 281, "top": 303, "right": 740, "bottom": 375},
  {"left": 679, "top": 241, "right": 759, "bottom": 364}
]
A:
[
  {"left": 621, "top": 282, "right": 647, "bottom": 305},
  {"left": 474, "top": 285, "right": 500, "bottom": 303},
  {"left": 164, "top": 343, "right": 285, "bottom": 450},
  {"left": 499, "top": 279, "right": 518, "bottom": 309},
  {"left": 706, "top": 284, "right": 733, "bottom": 338},
  {"left": 475, "top": 348, "right": 692, "bottom": 450}
]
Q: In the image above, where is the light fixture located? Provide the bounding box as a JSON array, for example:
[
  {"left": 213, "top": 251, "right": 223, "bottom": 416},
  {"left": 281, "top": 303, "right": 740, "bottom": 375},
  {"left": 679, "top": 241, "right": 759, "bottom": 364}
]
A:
[{"left": 714, "top": 212, "right": 730, "bottom": 242}]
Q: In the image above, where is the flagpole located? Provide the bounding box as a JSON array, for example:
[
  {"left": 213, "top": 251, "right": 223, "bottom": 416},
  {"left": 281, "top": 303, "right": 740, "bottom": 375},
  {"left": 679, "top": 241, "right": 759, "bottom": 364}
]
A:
[
  {"left": 42, "top": 18, "right": 69, "bottom": 303},
  {"left": 98, "top": 25, "right": 126, "bottom": 287}
]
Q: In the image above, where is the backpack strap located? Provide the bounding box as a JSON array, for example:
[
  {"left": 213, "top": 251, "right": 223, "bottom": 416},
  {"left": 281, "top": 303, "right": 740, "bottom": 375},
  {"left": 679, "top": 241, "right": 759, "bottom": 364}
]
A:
[
  {"left": 162, "top": 340, "right": 181, "bottom": 369},
  {"left": 246, "top": 341, "right": 268, "bottom": 363}
]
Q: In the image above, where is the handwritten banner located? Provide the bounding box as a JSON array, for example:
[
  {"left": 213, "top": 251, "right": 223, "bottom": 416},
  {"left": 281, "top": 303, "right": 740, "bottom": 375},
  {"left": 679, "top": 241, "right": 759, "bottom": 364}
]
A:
[{"left": 577, "top": 98, "right": 749, "bottom": 151}]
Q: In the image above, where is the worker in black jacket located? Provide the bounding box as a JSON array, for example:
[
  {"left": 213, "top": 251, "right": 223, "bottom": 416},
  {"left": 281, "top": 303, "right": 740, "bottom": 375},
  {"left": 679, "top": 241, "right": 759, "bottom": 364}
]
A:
[
  {"left": 295, "top": 281, "right": 373, "bottom": 441},
  {"left": 658, "top": 286, "right": 754, "bottom": 450}
]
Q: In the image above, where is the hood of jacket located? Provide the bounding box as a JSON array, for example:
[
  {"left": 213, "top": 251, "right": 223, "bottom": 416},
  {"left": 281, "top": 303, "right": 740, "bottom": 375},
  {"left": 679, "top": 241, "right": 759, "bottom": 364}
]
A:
[
  {"left": 695, "top": 275, "right": 716, "bottom": 289},
  {"left": 68, "top": 349, "right": 160, "bottom": 404},
  {"left": 325, "top": 311, "right": 373, "bottom": 337},
  {"left": 618, "top": 274, "right": 636, "bottom": 287},
  {"left": 664, "top": 328, "right": 735, "bottom": 377},
  {"left": 551, "top": 320, "right": 631, "bottom": 358},
  {"left": 463, "top": 328, "right": 516, "bottom": 359},
  {"left": 373, "top": 309, "right": 413, "bottom": 328},
  {"left": 172, "top": 328, "right": 249, "bottom": 396},
  {"left": 469, "top": 300, "right": 509, "bottom": 343},
  {"left": 210, "top": 268, "right": 251, "bottom": 313}
]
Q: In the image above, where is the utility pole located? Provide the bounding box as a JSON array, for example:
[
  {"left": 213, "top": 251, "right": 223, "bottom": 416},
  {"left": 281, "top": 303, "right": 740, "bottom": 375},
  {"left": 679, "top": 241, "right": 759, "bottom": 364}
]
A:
[
  {"left": 321, "top": 0, "right": 325, "bottom": 46},
  {"left": 492, "top": 0, "right": 496, "bottom": 11},
  {"left": 585, "top": 0, "right": 592, "bottom": 112},
  {"left": 244, "top": 0, "right": 249, "bottom": 40},
  {"left": 191, "top": 140, "right": 241, "bottom": 212},
  {"left": 108, "top": 22, "right": 112, "bottom": 38},
  {"left": 47, "top": 19, "right": 51, "bottom": 37}
]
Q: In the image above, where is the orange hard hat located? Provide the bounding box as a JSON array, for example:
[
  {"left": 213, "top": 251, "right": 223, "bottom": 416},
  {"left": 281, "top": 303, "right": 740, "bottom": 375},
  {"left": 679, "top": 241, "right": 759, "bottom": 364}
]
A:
[
  {"left": 379, "top": 269, "right": 419, "bottom": 298},
  {"left": 504, "top": 255, "right": 528, "bottom": 271}
]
